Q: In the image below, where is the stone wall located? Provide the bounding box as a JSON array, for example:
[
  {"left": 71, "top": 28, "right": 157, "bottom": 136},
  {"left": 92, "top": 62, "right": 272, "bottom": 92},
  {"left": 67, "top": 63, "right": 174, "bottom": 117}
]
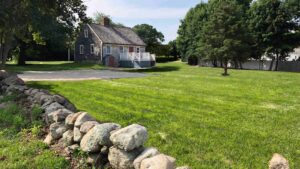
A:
[{"left": 0, "top": 70, "right": 189, "bottom": 169}]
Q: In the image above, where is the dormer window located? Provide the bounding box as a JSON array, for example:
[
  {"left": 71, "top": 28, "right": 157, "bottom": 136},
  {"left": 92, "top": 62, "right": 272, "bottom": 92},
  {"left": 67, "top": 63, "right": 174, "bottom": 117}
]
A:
[{"left": 84, "top": 29, "right": 88, "bottom": 38}]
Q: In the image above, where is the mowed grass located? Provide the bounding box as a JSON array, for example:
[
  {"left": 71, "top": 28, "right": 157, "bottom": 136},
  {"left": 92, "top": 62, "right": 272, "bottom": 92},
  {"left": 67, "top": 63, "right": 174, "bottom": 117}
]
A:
[
  {"left": 4, "top": 61, "right": 105, "bottom": 72},
  {"left": 28, "top": 62, "right": 300, "bottom": 168},
  {"left": 0, "top": 97, "right": 68, "bottom": 169}
]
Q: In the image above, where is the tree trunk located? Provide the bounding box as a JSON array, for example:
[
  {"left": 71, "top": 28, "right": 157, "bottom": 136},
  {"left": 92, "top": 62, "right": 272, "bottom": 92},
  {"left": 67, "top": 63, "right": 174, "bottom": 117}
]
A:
[
  {"left": 18, "top": 40, "right": 27, "bottom": 65},
  {"left": 212, "top": 59, "right": 217, "bottom": 67},
  {"left": 274, "top": 53, "right": 279, "bottom": 71},
  {"left": 223, "top": 59, "right": 229, "bottom": 76},
  {"left": 234, "top": 59, "right": 238, "bottom": 69},
  {"left": 239, "top": 61, "right": 243, "bottom": 69},
  {"left": 0, "top": 31, "right": 4, "bottom": 66},
  {"left": 269, "top": 58, "right": 274, "bottom": 71}
]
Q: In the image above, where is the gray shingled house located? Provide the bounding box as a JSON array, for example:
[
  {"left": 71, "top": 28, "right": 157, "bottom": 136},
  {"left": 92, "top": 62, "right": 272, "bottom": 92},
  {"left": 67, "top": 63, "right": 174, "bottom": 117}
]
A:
[{"left": 75, "top": 17, "right": 156, "bottom": 68}]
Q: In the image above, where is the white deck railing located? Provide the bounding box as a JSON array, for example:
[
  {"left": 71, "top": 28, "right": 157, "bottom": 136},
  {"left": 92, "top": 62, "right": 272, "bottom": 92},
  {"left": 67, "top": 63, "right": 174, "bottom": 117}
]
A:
[{"left": 120, "top": 52, "right": 156, "bottom": 62}]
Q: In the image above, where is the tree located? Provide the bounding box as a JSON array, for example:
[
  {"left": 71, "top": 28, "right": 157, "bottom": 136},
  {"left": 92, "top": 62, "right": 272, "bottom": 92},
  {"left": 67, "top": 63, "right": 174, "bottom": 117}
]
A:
[
  {"left": 92, "top": 12, "right": 125, "bottom": 27},
  {"left": 132, "top": 24, "right": 164, "bottom": 54},
  {"left": 168, "top": 40, "right": 179, "bottom": 60},
  {"left": 249, "top": 0, "right": 300, "bottom": 71},
  {"left": 176, "top": 3, "right": 208, "bottom": 61},
  {"left": 199, "top": 0, "right": 251, "bottom": 75},
  {"left": 0, "top": 0, "right": 87, "bottom": 66}
]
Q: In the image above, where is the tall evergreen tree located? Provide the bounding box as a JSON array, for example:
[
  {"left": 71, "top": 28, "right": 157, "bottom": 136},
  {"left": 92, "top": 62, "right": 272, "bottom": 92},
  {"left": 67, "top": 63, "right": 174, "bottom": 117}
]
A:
[
  {"left": 199, "top": 0, "right": 250, "bottom": 75},
  {"left": 249, "top": 0, "right": 300, "bottom": 71},
  {"left": 176, "top": 3, "right": 208, "bottom": 61}
]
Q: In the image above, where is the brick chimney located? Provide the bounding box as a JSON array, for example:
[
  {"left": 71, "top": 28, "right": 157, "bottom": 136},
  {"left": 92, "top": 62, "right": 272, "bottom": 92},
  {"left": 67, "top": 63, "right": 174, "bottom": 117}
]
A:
[{"left": 102, "top": 17, "right": 110, "bottom": 27}]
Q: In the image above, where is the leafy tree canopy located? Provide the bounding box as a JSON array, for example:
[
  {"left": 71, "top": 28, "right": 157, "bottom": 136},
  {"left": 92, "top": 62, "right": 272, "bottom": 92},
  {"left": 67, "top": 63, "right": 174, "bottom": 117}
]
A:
[
  {"left": 132, "top": 24, "right": 165, "bottom": 54},
  {"left": 0, "top": 0, "right": 87, "bottom": 65}
]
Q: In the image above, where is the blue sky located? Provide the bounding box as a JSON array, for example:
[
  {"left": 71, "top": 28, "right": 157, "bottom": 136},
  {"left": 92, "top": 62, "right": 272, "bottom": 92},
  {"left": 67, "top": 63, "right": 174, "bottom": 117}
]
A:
[{"left": 84, "top": 0, "right": 204, "bottom": 43}]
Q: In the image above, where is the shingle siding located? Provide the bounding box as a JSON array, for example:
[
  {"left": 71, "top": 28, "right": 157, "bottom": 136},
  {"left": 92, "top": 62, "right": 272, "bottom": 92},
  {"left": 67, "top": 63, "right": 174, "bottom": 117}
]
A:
[{"left": 75, "top": 25, "right": 102, "bottom": 63}]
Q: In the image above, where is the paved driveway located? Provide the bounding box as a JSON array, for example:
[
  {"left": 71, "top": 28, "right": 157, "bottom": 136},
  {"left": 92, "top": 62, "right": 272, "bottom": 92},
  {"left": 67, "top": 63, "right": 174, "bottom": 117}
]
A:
[{"left": 18, "top": 70, "right": 148, "bottom": 81}]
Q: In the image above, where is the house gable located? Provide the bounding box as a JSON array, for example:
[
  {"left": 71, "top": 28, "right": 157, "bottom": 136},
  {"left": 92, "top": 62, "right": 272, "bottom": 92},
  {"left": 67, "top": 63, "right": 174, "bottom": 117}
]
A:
[{"left": 75, "top": 25, "right": 102, "bottom": 63}]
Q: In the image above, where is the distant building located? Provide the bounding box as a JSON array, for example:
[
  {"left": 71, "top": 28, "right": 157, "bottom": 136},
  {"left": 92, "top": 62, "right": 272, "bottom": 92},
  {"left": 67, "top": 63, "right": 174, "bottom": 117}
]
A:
[
  {"left": 75, "top": 17, "right": 156, "bottom": 68},
  {"left": 288, "top": 47, "right": 300, "bottom": 61}
]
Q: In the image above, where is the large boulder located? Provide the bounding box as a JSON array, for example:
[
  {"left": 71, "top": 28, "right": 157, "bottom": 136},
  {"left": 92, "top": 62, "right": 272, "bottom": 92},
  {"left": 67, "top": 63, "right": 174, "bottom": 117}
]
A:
[
  {"left": 74, "top": 112, "right": 95, "bottom": 127},
  {"left": 108, "top": 146, "right": 144, "bottom": 169},
  {"left": 39, "top": 94, "right": 54, "bottom": 105},
  {"left": 0, "top": 70, "right": 9, "bottom": 80},
  {"left": 52, "top": 95, "right": 66, "bottom": 105},
  {"left": 98, "top": 123, "right": 121, "bottom": 146},
  {"left": 140, "top": 154, "right": 176, "bottom": 169},
  {"left": 6, "top": 85, "right": 27, "bottom": 93},
  {"left": 65, "top": 112, "right": 82, "bottom": 128},
  {"left": 110, "top": 124, "right": 148, "bottom": 151},
  {"left": 3, "top": 74, "right": 25, "bottom": 86},
  {"left": 45, "top": 102, "right": 65, "bottom": 114},
  {"left": 43, "top": 133, "right": 55, "bottom": 145},
  {"left": 61, "top": 130, "right": 74, "bottom": 146},
  {"left": 133, "top": 148, "right": 160, "bottom": 169},
  {"left": 80, "top": 123, "right": 120, "bottom": 152},
  {"left": 269, "top": 153, "right": 289, "bottom": 169},
  {"left": 74, "top": 127, "right": 83, "bottom": 142},
  {"left": 49, "top": 122, "right": 68, "bottom": 140},
  {"left": 80, "top": 121, "right": 99, "bottom": 134},
  {"left": 47, "top": 109, "right": 73, "bottom": 123}
]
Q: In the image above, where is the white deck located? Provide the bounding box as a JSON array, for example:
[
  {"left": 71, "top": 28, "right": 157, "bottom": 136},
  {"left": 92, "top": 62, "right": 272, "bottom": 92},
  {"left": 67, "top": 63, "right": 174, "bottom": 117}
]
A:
[{"left": 119, "top": 52, "right": 156, "bottom": 61}]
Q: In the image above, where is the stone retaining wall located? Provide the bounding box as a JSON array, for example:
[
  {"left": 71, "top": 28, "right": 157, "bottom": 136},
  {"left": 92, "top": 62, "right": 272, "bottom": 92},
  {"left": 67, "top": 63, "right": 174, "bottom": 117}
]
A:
[{"left": 0, "top": 70, "right": 189, "bottom": 169}]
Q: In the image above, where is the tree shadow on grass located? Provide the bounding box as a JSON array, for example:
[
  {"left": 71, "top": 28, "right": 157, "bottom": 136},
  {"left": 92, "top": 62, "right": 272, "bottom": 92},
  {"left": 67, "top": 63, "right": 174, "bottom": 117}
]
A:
[
  {"left": 5, "top": 62, "right": 104, "bottom": 73},
  {"left": 124, "top": 66, "right": 181, "bottom": 73},
  {"left": 27, "top": 82, "right": 58, "bottom": 92}
]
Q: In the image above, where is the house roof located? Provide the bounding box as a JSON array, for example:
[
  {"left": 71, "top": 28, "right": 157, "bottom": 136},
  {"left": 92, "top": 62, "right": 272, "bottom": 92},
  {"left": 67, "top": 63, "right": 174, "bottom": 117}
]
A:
[{"left": 89, "top": 23, "right": 146, "bottom": 46}]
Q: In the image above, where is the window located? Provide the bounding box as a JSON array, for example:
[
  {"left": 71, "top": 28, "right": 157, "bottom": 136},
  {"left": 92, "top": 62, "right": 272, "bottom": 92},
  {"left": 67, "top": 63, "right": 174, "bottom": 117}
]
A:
[
  {"left": 90, "top": 44, "right": 94, "bottom": 54},
  {"left": 119, "top": 46, "right": 124, "bottom": 53},
  {"left": 106, "top": 45, "right": 111, "bottom": 54},
  {"left": 84, "top": 29, "right": 88, "bottom": 38},
  {"left": 80, "top": 45, "right": 84, "bottom": 54},
  {"left": 136, "top": 47, "right": 140, "bottom": 53}
]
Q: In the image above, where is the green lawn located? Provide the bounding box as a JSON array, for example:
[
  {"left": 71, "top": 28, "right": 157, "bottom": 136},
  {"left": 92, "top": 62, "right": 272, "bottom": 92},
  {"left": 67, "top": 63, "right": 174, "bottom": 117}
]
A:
[
  {"left": 28, "top": 62, "right": 300, "bottom": 168},
  {"left": 4, "top": 61, "right": 105, "bottom": 72},
  {"left": 0, "top": 97, "right": 68, "bottom": 169}
]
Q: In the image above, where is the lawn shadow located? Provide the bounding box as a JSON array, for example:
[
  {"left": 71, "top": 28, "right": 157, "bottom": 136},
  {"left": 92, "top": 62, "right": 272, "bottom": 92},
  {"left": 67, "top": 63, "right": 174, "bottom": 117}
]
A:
[
  {"left": 5, "top": 62, "right": 104, "bottom": 73},
  {"left": 124, "top": 66, "right": 181, "bottom": 73},
  {"left": 27, "top": 82, "right": 59, "bottom": 92}
]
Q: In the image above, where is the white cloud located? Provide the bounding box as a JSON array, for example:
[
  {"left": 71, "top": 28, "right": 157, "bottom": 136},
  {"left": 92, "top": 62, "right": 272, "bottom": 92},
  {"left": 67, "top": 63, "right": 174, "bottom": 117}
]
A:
[{"left": 85, "top": 0, "right": 188, "bottom": 19}]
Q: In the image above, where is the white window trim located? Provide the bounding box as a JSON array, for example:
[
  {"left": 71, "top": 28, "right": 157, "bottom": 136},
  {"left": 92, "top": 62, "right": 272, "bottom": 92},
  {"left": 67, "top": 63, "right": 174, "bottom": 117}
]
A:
[
  {"left": 84, "top": 29, "right": 88, "bottom": 38},
  {"left": 119, "top": 46, "right": 124, "bottom": 53},
  {"left": 106, "top": 45, "right": 112, "bottom": 54},
  {"left": 90, "top": 44, "right": 95, "bottom": 54},
  {"left": 80, "top": 45, "right": 84, "bottom": 54}
]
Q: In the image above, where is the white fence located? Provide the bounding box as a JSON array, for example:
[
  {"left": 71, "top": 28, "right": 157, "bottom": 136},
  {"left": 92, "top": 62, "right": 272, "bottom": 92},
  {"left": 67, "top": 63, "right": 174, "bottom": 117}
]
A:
[
  {"left": 120, "top": 52, "right": 156, "bottom": 62},
  {"left": 199, "top": 60, "right": 300, "bottom": 72}
]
